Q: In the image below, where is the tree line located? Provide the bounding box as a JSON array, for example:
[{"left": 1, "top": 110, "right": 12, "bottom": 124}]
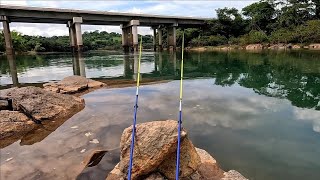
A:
[
  {"left": 185, "top": 0, "right": 320, "bottom": 47},
  {"left": 0, "top": 30, "right": 153, "bottom": 53},
  {"left": 1, "top": 0, "right": 320, "bottom": 53}
]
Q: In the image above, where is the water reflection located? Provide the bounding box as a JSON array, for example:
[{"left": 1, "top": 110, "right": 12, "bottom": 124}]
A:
[
  {"left": 0, "top": 51, "right": 319, "bottom": 110},
  {"left": 1, "top": 79, "right": 319, "bottom": 180},
  {"left": 5, "top": 53, "right": 19, "bottom": 87}
]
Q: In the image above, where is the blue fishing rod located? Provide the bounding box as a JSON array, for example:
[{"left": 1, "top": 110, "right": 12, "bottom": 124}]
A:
[
  {"left": 127, "top": 35, "right": 143, "bottom": 180},
  {"left": 175, "top": 31, "right": 185, "bottom": 180}
]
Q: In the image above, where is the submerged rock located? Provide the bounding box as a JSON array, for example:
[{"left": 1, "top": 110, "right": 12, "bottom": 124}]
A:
[
  {"left": 43, "top": 75, "right": 105, "bottom": 94},
  {"left": 106, "top": 120, "right": 248, "bottom": 180},
  {"left": 0, "top": 86, "right": 85, "bottom": 148}
]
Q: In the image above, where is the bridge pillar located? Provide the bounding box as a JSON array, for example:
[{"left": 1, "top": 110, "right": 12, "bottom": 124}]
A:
[
  {"left": 158, "top": 29, "right": 163, "bottom": 51},
  {"left": 1, "top": 16, "right": 14, "bottom": 55},
  {"left": 121, "top": 20, "right": 139, "bottom": 52},
  {"left": 152, "top": 27, "right": 157, "bottom": 51},
  {"left": 67, "top": 21, "right": 76, "bottom": 53},
  {"left": 71, "top": 17, "right": 83, "bottom": 52},
  {"left": 121, "top": 26, "right": 129, "bottom": 52},
  {"left": 167, "top": 24, "right": 177, "bottom": 51}
]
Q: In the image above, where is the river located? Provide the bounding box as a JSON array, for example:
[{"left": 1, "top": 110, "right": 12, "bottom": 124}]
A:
[{"left": 0, "top": 50, "right": 320, "bottom": 180}]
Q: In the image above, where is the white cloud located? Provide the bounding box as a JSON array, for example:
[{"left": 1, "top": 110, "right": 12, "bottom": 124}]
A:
[
  {"left": 293, "top": 107, "right": 320, "bottom": 133},
  {"left": 0, "top": 0, "right": 27, "bottom": 6}
]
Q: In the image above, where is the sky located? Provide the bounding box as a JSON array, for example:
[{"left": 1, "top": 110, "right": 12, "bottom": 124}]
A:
[{"left": 0, "top": 0, "right": 258, "bottom": 36}]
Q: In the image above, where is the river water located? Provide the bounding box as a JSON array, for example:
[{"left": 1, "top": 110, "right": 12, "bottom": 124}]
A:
[{"left": 0, "top": 50, "right": 320, "bottom": 180}]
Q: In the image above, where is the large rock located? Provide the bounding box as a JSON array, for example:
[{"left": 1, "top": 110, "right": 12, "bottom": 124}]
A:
[
  {"left": 0, "top": 86, "right": 85, "bottom": 148},
  {"left": 118, "top": 120, "right": 189, "bottom": 179},
  {"left": 106, "top": 120, "right": 248, "bottom": 180},
  {"left": 0, "top": 86, "right": 84, "bottom": 122},
  {"left": 245, "top": 44, "right": 263, "bottom": 50},
  {"left": 43, "top": 75, "right": 105, "bottom": 94}
]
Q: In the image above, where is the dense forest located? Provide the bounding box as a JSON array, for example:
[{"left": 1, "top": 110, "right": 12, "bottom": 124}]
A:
[
  {"left": 0, "top": 0, "right": 320, "bottom": 52},
  {"left": 181, "top": 0, "right": 320, "bottom": 47},
  {"left": 0, "top": 30, "right": 153, "bottom": 53}
]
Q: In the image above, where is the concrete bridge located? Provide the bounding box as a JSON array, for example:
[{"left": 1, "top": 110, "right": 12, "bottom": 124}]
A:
[{"left": 0, "top": 5, "right": 207, "bottom": 54}]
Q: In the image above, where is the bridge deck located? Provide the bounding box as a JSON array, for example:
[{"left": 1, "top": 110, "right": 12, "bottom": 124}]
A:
[{"left": 0, "top": 5, "right": 208, "bottom": 27}]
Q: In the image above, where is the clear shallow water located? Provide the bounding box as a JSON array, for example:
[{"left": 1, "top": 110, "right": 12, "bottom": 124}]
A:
[{"left": 0, "top": 50, "right": 320, "bottom": 180}]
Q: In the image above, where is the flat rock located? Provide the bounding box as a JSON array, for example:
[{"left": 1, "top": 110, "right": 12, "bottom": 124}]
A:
[
  {"left": 0, "top": 86, "right": 84, "bottom": 122},
  {"left": 43, "top": 76, "right": 105, "bottom": 94},
  {"left": 0, "top": 86, "right": 85, "bottom": 148},
  {"left": 0, "top": 110, "right": 36, "bottom": 139},
  {"left": 118, "top": 120, "right": 187, "bottom": 180}
]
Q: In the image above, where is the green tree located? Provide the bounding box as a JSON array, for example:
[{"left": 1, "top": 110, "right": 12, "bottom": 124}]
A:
[
  {"left": 215, "top": 8, "right": 248, "bottom": 37},
  {"left": 270, "top": 28, "right": 294, "bottom": 43},
  {"left": 242, "top": 1, "right": 276, "bottom": 32}
]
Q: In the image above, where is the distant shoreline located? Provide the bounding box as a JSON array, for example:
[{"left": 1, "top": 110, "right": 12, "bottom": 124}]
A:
[
  {"left": 1, "top": 44, "right": 320, "bottom": 56},
  {"left": 187, "top": 43, "right": 320, "bottom": 52}
]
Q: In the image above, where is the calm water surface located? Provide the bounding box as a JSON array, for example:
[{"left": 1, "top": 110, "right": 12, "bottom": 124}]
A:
[{"left": 0, "top": 50, "right": 320, "bottom": 180}]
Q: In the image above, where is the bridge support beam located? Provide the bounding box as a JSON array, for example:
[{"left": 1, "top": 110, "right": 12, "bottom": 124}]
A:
[
  {"left": 73, "top": 17, "right": 83, "bottom": 52},
  {"left": 67, "top": 17, "right": 83, "bottom": 52},
  {"left": 121, "top": 20, "right": 139, "bottom": 52},
  {"left": 167, "top": 24, "right": 177, "bottom": 51},
  {"left": 1, "top": 16, "right": 14, "bottom": 55},
  {"left": 158, "top": 29, "right": 163, "bottom": 51}
]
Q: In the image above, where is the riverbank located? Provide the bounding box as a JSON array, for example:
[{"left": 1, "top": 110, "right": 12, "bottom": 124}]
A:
[{"left": 188, "top": 43, "right": 320, "bottom": 52}]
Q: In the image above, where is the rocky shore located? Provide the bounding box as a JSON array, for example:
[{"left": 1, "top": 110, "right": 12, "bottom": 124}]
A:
[
  {"left": 104, "top": 120, "right": 247, "bottom": 180},
  {"left": 188, "top": 43, "right": 320, "bottom": 51},
  {"left": 0, "top": 76, "right": 106, "bottom": 148}
]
